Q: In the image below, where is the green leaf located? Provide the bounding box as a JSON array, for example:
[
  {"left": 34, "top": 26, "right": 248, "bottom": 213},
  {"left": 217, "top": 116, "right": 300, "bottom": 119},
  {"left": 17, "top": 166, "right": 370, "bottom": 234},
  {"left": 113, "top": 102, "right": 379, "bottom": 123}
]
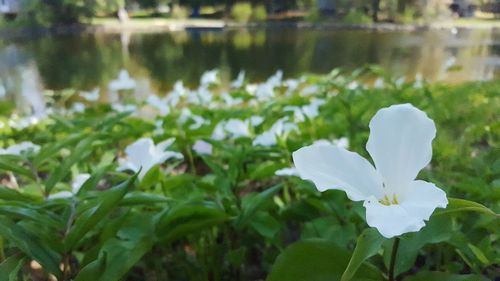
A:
[
  {"left": 90, "top": 214, "right": 155, "bottom": 280},
  {"left": 403, "top": 271, "right": 489, "bottom": 281},
  {"left": 0, "top": 254, "right": 26, "bottom": 281},
  {"left": 0, "top": 187, "right": 41, "bottom": 203},
  {"left": 65, "top": 175, "right": 137, "bottom": 250},
  {"left": 267, "top": 239, "right": 383, "bottom": 281},
  {"left": 155, "top": 204, "right": 228, "bottom": 243},
  {"left": 237, "top": 184, "right": 282, "bottom": 227},
  {"left": 0, "top": 217, "right": 62, "bottom": 279},
  {"left": 383, "top": 216, "right": 453, "bottom": 276},
  {"left": 435, "top": 198, "right": 498, "bottom": 217},
  {"left": 0, "top": 158, "right": 35, "bottom": 180},
  {"left": 341, "top": 228, "right": 385, "bottom": 281},
  {"left": 74, "top": 252, "right": 107, "bottom": 281},
  {"left": 121, "top": 192, "right": 170, "bottom": 206},
  {"left": 467, "top": 243, "right": 490, "bottom": 265},
  {"left": 0, "top": 205, "right": 63, "bottom": 229},
  {"left": 44, "top": 136, "right": 97, "bottom": 194}
]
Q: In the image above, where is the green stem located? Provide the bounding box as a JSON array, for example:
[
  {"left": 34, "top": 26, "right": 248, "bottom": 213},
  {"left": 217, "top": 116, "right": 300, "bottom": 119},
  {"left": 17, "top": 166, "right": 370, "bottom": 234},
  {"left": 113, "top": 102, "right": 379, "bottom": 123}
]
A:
[{"left": 388, "top": 237, "right": 400, "bottom": 281}]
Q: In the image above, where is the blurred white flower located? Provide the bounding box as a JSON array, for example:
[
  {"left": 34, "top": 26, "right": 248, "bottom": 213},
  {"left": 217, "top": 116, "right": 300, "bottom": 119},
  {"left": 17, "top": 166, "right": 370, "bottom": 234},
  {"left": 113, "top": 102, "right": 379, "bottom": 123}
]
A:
[
  {"left": 71, "top": 102, "right": 86, "bottom": 113},
  {"left": 231, "top": 71, "right": 245, "bottom": 88},
  {"left": 112, "top": 103, "right": 137, "bottom": 113},
  {"left": 118, "top": 137, "right": 183, "bottom": 179},
  {"left": 413, "top": 73, "right": 424, "bottom": 89},
  {"left": 147, "top": 95, "right": 170, "bottom": 116},
  {"left": 293, "top": 104, "right": 448, "bottom": 238},
  {"left": 249, "top": 116, "right": 264, "bottom": 126},
  {"left": 0, "top": 84, "right": 6, "bottom": 98},
  {"left": 266, "top": 70, "right": 283, "bottom": 88},
  {"left": 301, "top": 85, "right": 318, "bottom": 96},
  {"left": 211, "top": 118, "right": 251, "bottom": 140},
  {"left": 373, "top": 78, "right": 385, "bottom": 89},
  {"left": 80, "top": 88, "right": 99, "bottom": 101},
  {"left": 200, "top": 69, "right": 219, "bottom": 86},
  {"left": 253, "top": 118, "right": 297, "bottom": 146},
  {"left": 192, "top": 140, "right": 213, "bottom": 155},
  {"left": 221, "top": 92, "right": 244, "bottom": 107},
  {"left": 109, "top": 69, "right": 136, "bottom": 91},
  {"left": 48, "top": 173, "right": 91, "bottom": 199},
  {"left": 0, "top": 141, "right": 40, "bottom": 155}
]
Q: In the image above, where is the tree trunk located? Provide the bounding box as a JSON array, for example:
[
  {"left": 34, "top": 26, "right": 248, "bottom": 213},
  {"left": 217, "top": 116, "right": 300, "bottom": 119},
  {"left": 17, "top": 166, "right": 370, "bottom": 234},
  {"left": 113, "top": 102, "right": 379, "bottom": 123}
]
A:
[{"left": 372, "top": 0, "right": 380, "bottom": 22}]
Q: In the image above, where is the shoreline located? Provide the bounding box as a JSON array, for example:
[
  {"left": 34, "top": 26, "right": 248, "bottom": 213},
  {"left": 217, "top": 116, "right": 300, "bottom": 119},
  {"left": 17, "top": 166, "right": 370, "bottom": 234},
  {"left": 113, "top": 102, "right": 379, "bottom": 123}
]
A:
[{"left": 1, "top": 18, "right": 499, "bottom": 39}]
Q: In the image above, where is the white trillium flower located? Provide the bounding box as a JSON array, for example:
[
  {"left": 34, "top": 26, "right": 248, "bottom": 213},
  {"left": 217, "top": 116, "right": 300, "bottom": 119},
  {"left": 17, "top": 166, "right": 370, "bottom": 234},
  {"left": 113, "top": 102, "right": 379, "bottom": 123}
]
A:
[
  {"left": 292, "top": 104, "right": 448, "bottom": 238},
  {"left": 200, "top": 70, "right": 219, "bottom": 86},
  {"left": 80, "top": 88, "right": 100, "bottom": 101},
  {"left": 192, "top": 140, "right": 213, "bottom": 155},
  {"left": 71, "top": 102, "right": 86, "bottom": 113},
  {"left": 48, "top": 173, "right": 91, "bottom": 199},
  {"left": 111, "top": 103, "right": 137, "bottom": 113},
  {"left": 231, "top": 71, "right": 245, "bottom": 88},
  {"left": 373, "top": 78, "right": 385, "bottom": 89},
  {"left": 118, "top": 137, "right": 183, "bottom": 179},
  {"left": 253, "top": 118, "right": 298, "bottom": 147},
  {"left": 109, "top": 69, "right": 136, "bottom": 91},
  {"left": 0, "top": 141, "right": 40, "bottom": 156},
  {"left": 146, "top": 95, "right": 170, "bottom": 116}
]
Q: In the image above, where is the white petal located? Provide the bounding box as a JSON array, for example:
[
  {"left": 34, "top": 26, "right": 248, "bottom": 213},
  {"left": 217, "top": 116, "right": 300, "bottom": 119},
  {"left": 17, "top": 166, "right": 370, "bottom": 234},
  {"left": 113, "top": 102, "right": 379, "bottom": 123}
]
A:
[
  {"left": 156, "top": 138, "right": 176, "bottom": 152},
  {"left": 399, "top": 180, "right": 448, "bottom": 222},
  {"left": 364, "top": 197, "right": 425, "bottom": 238},
  {"left": 292, "top": 144, "right": 384, "bottom": 201},
  {"left": 366, "top": 104, "right": 436, "bottom": 190},
  {"left": 72, "top": 173, "right": 91, "bottom": 194},
  {"left": 275, "top": 167, "right": 299, "bottom": 177},
  {"left": 125, "top": 138, "right": 155, "bottom": 167},
  {"left": 48, "top": 191, "right": 74, "bottom": 200}
]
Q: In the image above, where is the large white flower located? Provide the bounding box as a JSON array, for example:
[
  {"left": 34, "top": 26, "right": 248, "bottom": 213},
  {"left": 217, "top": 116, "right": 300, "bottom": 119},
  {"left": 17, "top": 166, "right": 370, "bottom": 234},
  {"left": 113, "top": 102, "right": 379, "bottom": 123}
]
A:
[
  {"left": 292, "top": 104, "right": 448, "bottom": 238},
  {"left": 118, "top": 138, "right": 183, "bottom": 179}
]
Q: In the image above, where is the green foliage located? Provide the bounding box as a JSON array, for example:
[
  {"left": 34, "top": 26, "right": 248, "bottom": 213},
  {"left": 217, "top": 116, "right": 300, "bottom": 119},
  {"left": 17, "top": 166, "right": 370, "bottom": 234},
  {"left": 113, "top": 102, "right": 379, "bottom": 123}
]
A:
[
  {"left": 342, "top": 9, "right": 373, "bottom": 24},
  {"left": 231, "top": 2, "right": 253, "bottom": 23},
  {"left": 171, "top": 5, "right": 190, "bottom": 19},
  {"left": 252, "top": 5, "right": 268, "bottom": 22},
  {"left": 267, "top": 239, "right": 383, "bottom": 281},
  {"left": 0, "top": 69, "right": 498, "bottom": 280}
]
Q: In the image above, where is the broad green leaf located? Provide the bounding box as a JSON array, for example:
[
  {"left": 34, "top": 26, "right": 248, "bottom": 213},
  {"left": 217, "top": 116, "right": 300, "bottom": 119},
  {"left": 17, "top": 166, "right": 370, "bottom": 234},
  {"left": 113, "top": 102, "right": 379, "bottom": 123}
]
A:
[
  {"left": 0, "top": 187, "right": 41, "bottom": 203},
  {"left": 0, "top": 254, "right": 26, "bottom": 281},
  {"left": 467, "top": 243, "right": 490, "bottom": 265},
  {"left": 74, "top": 252, "right": 107, "bottom": 281},
  {"left": 155, "top": 204, "right": 228, "bottom": 243},
  {"left": 341, "top": 228, "right": 385, "bottom": 281},
  {"left": 44, "top": 136, "right": 97, "bottom": 194},
  {"left": 267, "top": 239, "right": 383, "bottom": 281},
  {"left": 121, "top": 192, "right": 170, "bottom": 206},
  {"left": 383, "top": 216, "right": 453, "bottom": 276},
  {"left": 237, "top": 183, "right": 282, "bottom": 227},
  {"left": 403, "top": 271, "right": 489, "bottom": 281},
  {"left": 0, "top": 205, "right": 63, "bottom": 229},
  {"left": 0, "top": 217, "right": 62, "bottom": 279},
  {"left": 435, "top": 198, "right": 498, "bottom": 217},
  {"left": 0, "top": 158, "right": 35, "bottom": 180},
  {"left": 65, "top": 174, "right": 137, "bottom": 250}
]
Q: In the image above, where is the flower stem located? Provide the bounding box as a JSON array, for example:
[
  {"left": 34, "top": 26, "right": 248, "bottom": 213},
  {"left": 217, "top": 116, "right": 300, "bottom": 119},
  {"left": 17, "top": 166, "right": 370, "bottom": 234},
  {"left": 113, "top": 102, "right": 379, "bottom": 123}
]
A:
[{"left": 388, "top": 237, "right": 400, "bottom": 281}]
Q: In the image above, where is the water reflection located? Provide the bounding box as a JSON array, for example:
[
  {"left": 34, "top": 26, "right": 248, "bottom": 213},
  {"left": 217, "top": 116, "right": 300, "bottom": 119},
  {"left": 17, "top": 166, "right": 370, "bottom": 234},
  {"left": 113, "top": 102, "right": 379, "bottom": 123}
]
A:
[{"left": 0, "top": 27, "right": 499, "bottom": 113}]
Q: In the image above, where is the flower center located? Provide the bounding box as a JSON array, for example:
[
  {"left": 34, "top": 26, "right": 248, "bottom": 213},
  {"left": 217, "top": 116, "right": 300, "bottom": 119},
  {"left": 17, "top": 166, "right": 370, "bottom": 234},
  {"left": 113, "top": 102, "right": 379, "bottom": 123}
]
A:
[{"left": 379, "top": 194, "right": 399, "bottom": 206}]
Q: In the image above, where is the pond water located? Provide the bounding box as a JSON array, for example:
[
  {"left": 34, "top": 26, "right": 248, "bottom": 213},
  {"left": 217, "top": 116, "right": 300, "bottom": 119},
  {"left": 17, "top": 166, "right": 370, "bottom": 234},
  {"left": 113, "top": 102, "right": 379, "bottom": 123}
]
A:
[{"left": 1, "top": 27, "right": 499, "bottom": 113}]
